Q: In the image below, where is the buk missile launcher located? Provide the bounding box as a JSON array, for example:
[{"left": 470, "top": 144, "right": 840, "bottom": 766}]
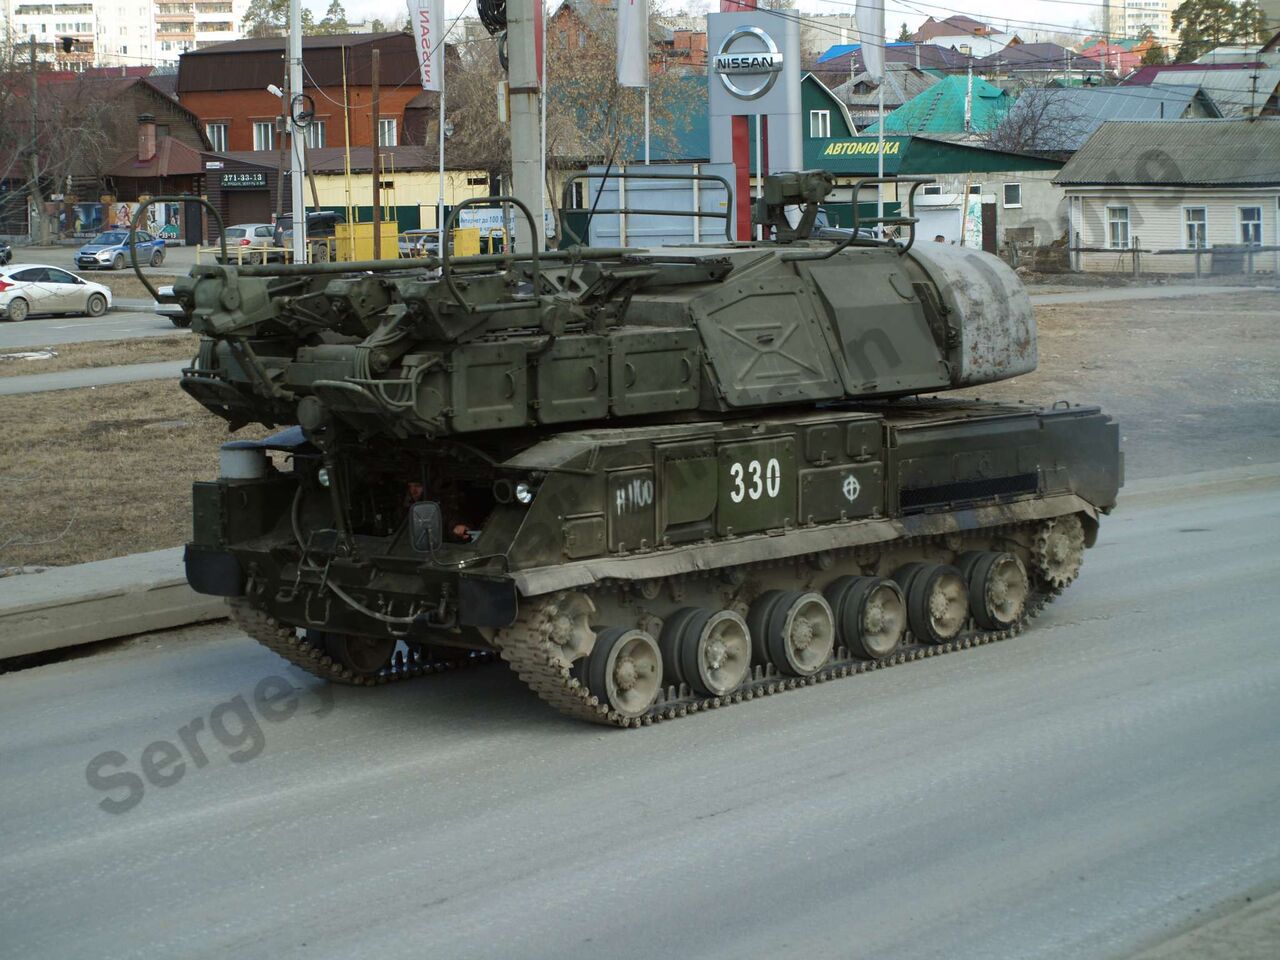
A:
[{"left": 166, "top": 172, "right": 1121, "bottom": 726}]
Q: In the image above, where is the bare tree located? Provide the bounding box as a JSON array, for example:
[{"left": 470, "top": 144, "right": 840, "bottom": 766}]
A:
[
  {"left": 0, "top": 51, "right": 119, "bottom": 241},
  {"left": 442, "top": 3, "right": 693, "bottom": 243},
  {"left": 983, "top": 85, "right": 1091, "bottom": 155}
]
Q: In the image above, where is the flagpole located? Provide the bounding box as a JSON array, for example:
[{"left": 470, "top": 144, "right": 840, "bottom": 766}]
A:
[
  {"left": 644, "top": 86, "right": 650, "bottom": 164},
  {"left": 437, "top": 83, "right": 446, "bottom": 234},
  {"left": 876, "top": 76, "right": 884, "bottom": 235}
]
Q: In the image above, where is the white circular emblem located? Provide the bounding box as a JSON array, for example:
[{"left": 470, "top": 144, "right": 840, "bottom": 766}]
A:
[{"left": 713, "top": 26, "right": 785, "bottom": 101}]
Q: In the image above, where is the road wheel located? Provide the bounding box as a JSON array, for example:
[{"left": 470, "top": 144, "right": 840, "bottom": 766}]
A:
[
  {"left": 825, "top": 576, "right": 906, "bottom": 660},
  {"left": 957, "top": 552, "right": 1029, "bottom": 630},
  {"left": 660, "top": 607, "right": 752, "bottom": 697},
  {"left": 751, "top": 590, "right": 834, "bottom": 677},
  {"left": 150, "top": 248, "right": 165, "bottom": 267},
  {"left": 313, "top": 630, "right": 396, "bottom": 678},
  {"left": 584, "top": 627, "right": 662, "bottom": 719},
  {"left": 85, "top": 293, "right": 108, "bottom": 318},
  {"left": 895, "top": 563, "right": 968, "bottom": 644},
  {"left": 112, "top": 252, "right": 125, "bottom": 270},
  {"left": 6, "top": 297, "right": 28, "bottom": 322}
]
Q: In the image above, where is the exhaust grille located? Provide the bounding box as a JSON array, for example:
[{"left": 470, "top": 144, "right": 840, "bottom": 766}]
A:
[{"left": 899, "top": 472, "right": 1039, "bottom": 513}]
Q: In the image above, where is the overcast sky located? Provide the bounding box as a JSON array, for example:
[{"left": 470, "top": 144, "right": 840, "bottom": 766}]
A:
[{"left": 337, "top": 1, "right": 1107, "bottom": 43}]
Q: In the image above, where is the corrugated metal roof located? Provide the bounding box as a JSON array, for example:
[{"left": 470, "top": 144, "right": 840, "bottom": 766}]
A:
[
  {"left": 864, "top": 75, "right": 1008, "bottom": 135},
  {"left": 835, "top": 64, "right": 939, "bottom": 111},
  {"left": 1149, "top": 68, "right": 1280, "bottom": 117},
  {"left": 1053, "top": 118, "right": 1280, "bottom": 186},
  {"left": 181, "top": 32, "right": 407, "bottom": 55},
  {"left": 1001, "top": 84, "right": 1221, "bottom": 152}
]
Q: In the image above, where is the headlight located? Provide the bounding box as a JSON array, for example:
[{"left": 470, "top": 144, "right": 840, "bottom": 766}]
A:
[{"left": 514, "top": 481, "right": 534, "bottom": 505}]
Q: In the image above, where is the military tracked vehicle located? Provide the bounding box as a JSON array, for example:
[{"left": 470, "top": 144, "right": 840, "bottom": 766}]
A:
[{"left": 162, "top": 172, "right": 1121, "bottom": 727}]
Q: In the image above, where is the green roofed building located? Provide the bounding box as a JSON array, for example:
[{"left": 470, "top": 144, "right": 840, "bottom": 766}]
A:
[
  {"left": 802, "top": 134, "right": 1065, "bottom": 250},
  {"left": 863, "top": 75, "right": 1010, "bottom": 135}
]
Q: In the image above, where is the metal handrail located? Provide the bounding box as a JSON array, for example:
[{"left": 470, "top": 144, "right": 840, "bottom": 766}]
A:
[
  {"left": 441, "top": 195, "right": 542, "bottom": 315},
  {"left": 559, "top": 170, "right": 736, "bottom": 246},
  {"left": 128, "top": 194, "right": 226, "bottom": 301},
  {"left": 848, "top": 176, "right": 933, "bottom": 256},
  {"left": 782, "top": 177, "right": 933, "bottom": 262}
]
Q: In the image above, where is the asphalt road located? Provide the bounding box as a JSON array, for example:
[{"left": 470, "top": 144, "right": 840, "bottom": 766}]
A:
[
  {"left": 2, "top": 470, "right": 1278, "bottom": 960},
  {"left": 0, "top": 310, "right": 174, "bottom": 350}
]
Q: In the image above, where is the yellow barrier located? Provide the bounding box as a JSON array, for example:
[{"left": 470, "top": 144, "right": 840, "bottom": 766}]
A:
[
  {"left": 335, "top": 222, "right": 401, "bottom": 261},
  {"left": 452, "top": 227, "right": 481, "bottom": 257}
]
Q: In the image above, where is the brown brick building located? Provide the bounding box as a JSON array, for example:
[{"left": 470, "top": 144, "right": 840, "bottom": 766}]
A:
[{"left": 176, "top": 33, "right": 424, "bottom": 153}]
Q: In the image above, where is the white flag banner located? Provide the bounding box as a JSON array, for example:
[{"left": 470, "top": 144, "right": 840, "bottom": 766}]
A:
[
  {"left": 855, "top": 0, "right": 885, "bottom": 81},
  {"left": 617, "top": 0, "right": 649, "bottom": 88},
  {"left": 408, "top": 0, "right": 444, "bottom": 92}
]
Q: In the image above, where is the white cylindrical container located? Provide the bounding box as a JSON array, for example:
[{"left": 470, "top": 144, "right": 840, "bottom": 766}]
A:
[{"left": 219, "top": 445, "right": 268, "bottom": 480}]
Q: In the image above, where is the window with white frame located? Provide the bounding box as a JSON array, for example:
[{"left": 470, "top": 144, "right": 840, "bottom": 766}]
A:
[
  {"left": 968, "top": 183, "right": 982, "bottom": 195},
  {"left": 1106, "top": 205, "right": 1130, "bottom": 249},
  {"left": 809, "top": 109, "right": 831, "bottom": 138},
  {"left": 1002, "top": 182, "right": 1022, "bottom": 207},
  {"left": 922, "top": 184, "right": 942, "bottom": 195},
  {"left": 205, "top": 122, "right": 227, "bottom": 152},
  {"left": 252, "top": 121, "right": 274, "bottom": 151},
  {"left": 305, "top": 120, "right": 326, "bottom": 149},
  {"left": 1184, "top": 206, "right": 1207, "bottom": 248},
  {"left": 1239, "top": 206, "right": 1262, "bottom": 245},
  {"left": 377, "top": 118, "right": 397, "bottom": 147}
]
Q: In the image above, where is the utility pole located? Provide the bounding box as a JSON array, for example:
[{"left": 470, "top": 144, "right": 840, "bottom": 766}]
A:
[
  {"left": 371, "top": 47, "right": 382, "bottom": 259},
  {"left": 288, "top": 0, "right": 306, "bottom": 263},
  {"left": 507, "top": 1, "right": 543, "bottom": 254},
  {"left": 26, "top": 34, "right": 45, "bottom": 245}
]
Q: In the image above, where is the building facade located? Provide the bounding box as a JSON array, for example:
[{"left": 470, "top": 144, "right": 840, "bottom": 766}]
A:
[
  {"left": 1106, "top": 0, "right": 1175, "bottom": 48},
  {"left": 177, "top": 33, "right": 422, "bottom": 154},
  {"left": 1056, "top": 119, "right": 1280, "bottom": 274}
]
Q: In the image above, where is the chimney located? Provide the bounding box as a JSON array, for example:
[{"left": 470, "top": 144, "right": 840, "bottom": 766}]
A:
[{"left": 137, "top": 113, "right": 156, "bottom": 163}]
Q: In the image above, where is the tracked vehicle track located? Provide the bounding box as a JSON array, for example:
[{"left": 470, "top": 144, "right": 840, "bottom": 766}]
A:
[
  {"left": 493, "top": 585, "right": 1062, "bottom": 728},
  {"left": 233, "top": 519, "right": 1074, "bottom": 724},
  {"left": 229, "top": 599, "right": 498, "bottom": 686}
]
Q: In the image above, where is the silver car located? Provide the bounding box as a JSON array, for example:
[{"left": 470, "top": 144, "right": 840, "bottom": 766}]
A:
[
  {"left": 221, "top": 223, "right": 280, "bottom": 264},
  {"left": 0, "top": 264, "right": 112, "bottom": 322}
]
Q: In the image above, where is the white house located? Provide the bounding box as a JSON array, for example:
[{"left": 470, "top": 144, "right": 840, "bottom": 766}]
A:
[{"left": 1055, "top": 118, "right": 1280, "bottom": 275}]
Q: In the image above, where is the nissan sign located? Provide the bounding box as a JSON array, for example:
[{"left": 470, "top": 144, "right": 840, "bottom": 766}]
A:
[{"left": 713, "top": 26, "right": 784, "bottom": 100}]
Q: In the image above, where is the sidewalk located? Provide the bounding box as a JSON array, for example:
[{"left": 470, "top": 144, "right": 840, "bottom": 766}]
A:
[
  {"left": 1028, "top": 285, "right": 1275, "bottom": 304},
  {"left": 0, "top": 360, "right": 186, "bottom": 395},
  {"left": 0, "top": 547, "right": 224, "bottom": 659},
  {"left": 1127, "top": 887, "right": 1280, "bottom": 959}
]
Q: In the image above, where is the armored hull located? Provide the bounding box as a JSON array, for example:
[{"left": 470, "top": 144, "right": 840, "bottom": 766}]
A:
[{"left": 174, "top": 178, "right": 1121, "bottom": 726}]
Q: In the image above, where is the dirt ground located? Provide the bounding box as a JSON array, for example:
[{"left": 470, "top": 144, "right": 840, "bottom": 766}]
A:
[
  {"left": 955, "top": 289, "right": 1280, "bottom": 481},
  {"left": 0, "top": 381, "right": 267, "bottom": 569},
  {"left": 92, "top": 273, "right": 177, "bottom": 300},
  {"left": 0, "top": 287, "right": 1276, "bottom": 569},
  {"left": 0, "top": 337, "right": 195, "bottom": 377}
]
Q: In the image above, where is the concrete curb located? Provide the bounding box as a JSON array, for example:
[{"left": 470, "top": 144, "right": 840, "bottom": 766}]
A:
[{"left": 0, "top": 547, "right": 225, "bottom": 660}]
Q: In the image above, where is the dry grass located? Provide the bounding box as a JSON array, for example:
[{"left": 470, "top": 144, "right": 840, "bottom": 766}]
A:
[
  {"left": 0, "top": 381, "right": 268, "bottom": 568},
  {"left": 92, "top": 272, "right": 178, "bottom": 300},
  {"left": 0, "top": 336, "right": 197, "bottom": 377}
]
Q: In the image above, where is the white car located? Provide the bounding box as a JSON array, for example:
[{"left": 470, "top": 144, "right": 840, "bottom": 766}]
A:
[{"left": 0, "top": 264, "right": 113, "bottom": 322}]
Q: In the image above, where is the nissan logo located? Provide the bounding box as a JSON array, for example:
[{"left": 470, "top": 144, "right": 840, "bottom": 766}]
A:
[{"left": 713, "top": 25, "right": 784, "bottom": 101}]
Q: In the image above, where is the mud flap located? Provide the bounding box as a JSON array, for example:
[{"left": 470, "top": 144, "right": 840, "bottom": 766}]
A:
[
  {"left": 459, "top": 575, "right": 518, "bottom": 628},
  {"left": 184, "top": 544, "right": 245, "bottom": 597}
]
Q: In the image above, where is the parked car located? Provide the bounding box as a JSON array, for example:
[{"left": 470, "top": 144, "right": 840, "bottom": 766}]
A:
[
  {"left": 154, "top": 284, "right": 189, "bottom": 328},
  {"left": 0, "top": 239, "right": 11, "bottom": 265},
  {"left": 75, "top": 229, "right": 165, "bottom": 270},
  {"left": 0, "top": 264, "right": 112, "bottom": 321},
  {"left": 397, "top": 229, "right": 442, "bottom": 258},
  {"left": 220, "top": 223, "right": 279, "bottom": 263},
  {"left": 273, "top": 210, "right": 345, "bottom": 261}
]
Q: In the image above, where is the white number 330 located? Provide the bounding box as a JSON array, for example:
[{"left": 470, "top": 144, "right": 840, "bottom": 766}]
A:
[{"left": 729, "top": 458, "right": 782, "bottom": 503}]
